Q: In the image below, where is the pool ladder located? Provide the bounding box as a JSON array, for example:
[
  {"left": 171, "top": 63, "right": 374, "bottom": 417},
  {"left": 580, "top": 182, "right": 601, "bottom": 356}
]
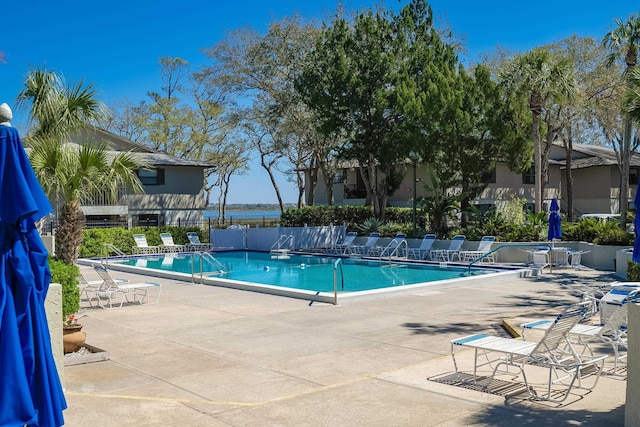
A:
[
  {"left": 101, "top": 243, "right": 126, "bottom": 266},
  {"left": 271, "top": 234, "right": 294, "bottom": 259},
  {"left": 192, "top": 251, "right": 228, "bottom": 284}
]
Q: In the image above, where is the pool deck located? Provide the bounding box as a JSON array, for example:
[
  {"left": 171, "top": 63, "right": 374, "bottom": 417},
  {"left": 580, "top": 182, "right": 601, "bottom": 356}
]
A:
[{"left": 63, "top": 264, "right": 628, "bottom": 426}]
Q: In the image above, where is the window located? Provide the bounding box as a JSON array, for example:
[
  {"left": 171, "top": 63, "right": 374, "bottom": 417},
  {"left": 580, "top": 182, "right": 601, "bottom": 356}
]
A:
[
  {"left": 630, "top": 168, "right": 640, "bottom": 185},
  {"left": 136, "top": 168, "right": 164, "bottom": 185},
  {"left": 481, "top": 167, "right": 496, "bottom": 184},
  {"left": 522, "top": 166, "right": 535, "bottom": 185}
]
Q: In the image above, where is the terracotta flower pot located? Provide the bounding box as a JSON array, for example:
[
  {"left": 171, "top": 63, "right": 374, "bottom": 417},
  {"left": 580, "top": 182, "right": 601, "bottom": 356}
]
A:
[{"left": 63, "top": 325, "right": 86, "bottom": 354}]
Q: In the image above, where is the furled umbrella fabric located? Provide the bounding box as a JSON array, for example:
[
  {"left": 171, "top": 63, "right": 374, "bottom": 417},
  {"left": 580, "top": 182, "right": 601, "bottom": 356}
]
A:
[
  {"left": 633, "top": 182, "right": 640, "bottom": 263},
  {"left": 0, "top": 124, "right": 66, "bottom": 426},
  {"left": 547, "top": 198, "right": 562, "bottom": 242}
]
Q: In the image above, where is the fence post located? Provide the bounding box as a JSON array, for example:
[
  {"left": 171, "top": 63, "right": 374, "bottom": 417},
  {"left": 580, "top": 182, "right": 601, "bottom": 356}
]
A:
[{"left": 178, "top": 218, "right": 181, "bottom": 227}]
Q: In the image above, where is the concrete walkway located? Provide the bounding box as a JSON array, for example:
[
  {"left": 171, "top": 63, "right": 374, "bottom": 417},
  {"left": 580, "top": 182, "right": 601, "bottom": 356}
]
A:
[{"left": 62, "top": 265, "right": 627, "bottom": 426}]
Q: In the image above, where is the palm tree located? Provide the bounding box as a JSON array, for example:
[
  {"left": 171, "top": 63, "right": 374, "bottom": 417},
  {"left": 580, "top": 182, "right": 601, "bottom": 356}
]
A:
[
  {"left": 604, "top": 14, "right": 640, "bottom": 229},
  {"left": 499, "top": 48, "right": 575, "bottom": 213},
  {"left": 18, "top": 66, "right": 148, "bottom": 264}
]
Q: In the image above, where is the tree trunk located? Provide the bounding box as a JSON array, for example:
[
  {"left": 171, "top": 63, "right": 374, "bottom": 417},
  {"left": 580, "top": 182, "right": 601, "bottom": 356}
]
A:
[
  {"left": 564, "top": 127, "right": 574, "bottom": 221},
  {"left": 296, "top": 168, "right": 305, "bottom": 209},
  {"left": 533, "top": 114, "right": 542, "bottom": 213},
  {"left": 306, "top": 159, "right": 318, "bottom": 206},
  {"left": 56, "top": 200, "right": 85, "bottom": 265}
]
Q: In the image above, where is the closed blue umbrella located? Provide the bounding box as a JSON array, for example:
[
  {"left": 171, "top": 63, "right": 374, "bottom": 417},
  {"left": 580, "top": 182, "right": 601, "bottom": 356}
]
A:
[
  {"left": 633, "top": 182, "right": 640, "bottom": 263},
  {"left": 547, "top": 198, "right": 562, "bottom": 242},
  {"left": 0, "top": 120, "right": 66, "bottom": 425}
]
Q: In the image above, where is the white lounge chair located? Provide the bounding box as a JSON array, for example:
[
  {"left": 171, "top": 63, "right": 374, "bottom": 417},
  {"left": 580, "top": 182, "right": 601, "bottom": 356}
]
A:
[
  {"left": 431, "top": 235, "right": 466, "bottom": 262},
  {"left": 407, "top": 234, "right": 437, "bottom": 260},
  {"left": 450, "top": 302, "right": 607, "bottom": 403},
  {"left": 159, "top": 233, "right": 186, "bottom": 253},
  {"left": 522, "top": 300, "right": 634, "bottom": 376},
  {"left": 132, "top": 234, "right": 159, "bottom": 254},
  {"left": 89, "top": 264, "right": 161, "bottom": 309},
  {"left": 459, "top": 236, "right": 496, "bottom": 262},
  {"left": 347, "top": 232, "right": 380, "bottom": 256},
  {"left": 79, "top": 275, "right": 128, "bottom": 301},
  {"left": 185, "top": 232, "right": 212, "bottom": 251},
  {"left": 332, "top": 231, "right": 358, "bottom": 254}
]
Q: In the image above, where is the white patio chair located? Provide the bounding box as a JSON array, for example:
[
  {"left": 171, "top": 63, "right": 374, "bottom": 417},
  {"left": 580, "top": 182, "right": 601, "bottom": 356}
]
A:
[
  {"left": 569, "top": 250, "right": 590, "bottom": 269},
  {"left": 530, "top": 250, "right": 550, "bottom": 270},
  {"left": 347, "top": 232, "right": 380, "bottom": 256},
  {"left": 459, "top": 236, "right": 496, "bottom": 263},
  {"left": 89, "top": 264, "right": 161, "bottom": 309},
  {"left": 332, "top": 231, "right": 358, "bottom": 254},
  {"left": 79, "top": 274, "right": 127, "bottom": 301},
  {"left": 159, "top": 232, "right": 186, "bottom": 253},
  {"left": 185, "top": 232, "right": 212, "bottom": 251},
  {"left": 431, "top": 235, "right": 465, "bottom": 262},
  {"left": 132, "top": 234, "right": 159, "bottom": 254},
  {"left": 407, "top": 234, "right": 436, "bottom": 260},
  {"left": 451, "top": 302, "right": 606, "bottom": 403},
  {"left": 522, "top": 300, "right": 634, "bottom": 376}
]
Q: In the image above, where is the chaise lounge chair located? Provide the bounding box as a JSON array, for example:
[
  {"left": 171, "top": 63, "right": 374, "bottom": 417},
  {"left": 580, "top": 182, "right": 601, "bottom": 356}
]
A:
[
  {"left": 459, "top": 236, "right": 496, "bottom": 263},
  {"left": 185, "top": 232, "right": 213, "bottom": 251},
  {"left": 331, "top": 231, "right": 358, "bottom": 254},
  {"left": 132, "top": 234, "right": 159, "bottom": 254},
  {"left": 159, "top": 233, "right": 186, "bottom": 253},
  {"left": 347, "top": 232, "right": 380, "bottom": 256},
  {"left": 521, "top": 299, "right": 635, "bottom": 376},
  {"left": 431, "top": 235, "right": 465, "bottom": 262},
  {"left": 88, "top": 264, "right": 161, "bottom": 309},
  {"left": 450, "top": 302, "right": 607, "bottom": 403},
  {"left": 407, "top": 233, "right": 437, "bottom": 260}
]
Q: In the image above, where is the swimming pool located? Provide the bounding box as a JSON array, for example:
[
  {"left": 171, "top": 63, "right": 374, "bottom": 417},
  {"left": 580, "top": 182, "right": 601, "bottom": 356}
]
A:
[
  {"left": 88, "top": 251, "right": 529, "bottom": 304},
  {"left": 116, "top": 251, "right": 498, "bottom": 292}
]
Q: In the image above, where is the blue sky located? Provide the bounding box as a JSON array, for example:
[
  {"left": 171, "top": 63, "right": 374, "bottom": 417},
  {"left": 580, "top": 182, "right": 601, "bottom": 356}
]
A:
[{"left": 1, "top": 1, "right": 638, "bottom": 204}]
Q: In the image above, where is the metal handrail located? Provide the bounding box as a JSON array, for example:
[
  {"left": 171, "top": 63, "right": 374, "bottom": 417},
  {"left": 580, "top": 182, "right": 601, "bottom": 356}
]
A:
[
  {"left": 102, "top": 243, "right": 126, "bottom": 266},
  {"left": 270, "top": 234, "right": 294, "bottom": 253},
  {"left": 378, "top": 239, "right": 409, "bottom": 264},
  {"left": 333, "top": 258, "right": 344, "bottom": 305},
  {"left": 191, "top": 251, "right": 227, "bottom": 284},
  {"left": 467, "top": 243, "right": 553, "bottom": 271}
]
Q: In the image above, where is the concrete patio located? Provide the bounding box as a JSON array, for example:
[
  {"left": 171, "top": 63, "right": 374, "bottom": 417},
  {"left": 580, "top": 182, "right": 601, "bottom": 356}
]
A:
[{"left": 59, "top": 264, "right": 630, "bottom": 426}]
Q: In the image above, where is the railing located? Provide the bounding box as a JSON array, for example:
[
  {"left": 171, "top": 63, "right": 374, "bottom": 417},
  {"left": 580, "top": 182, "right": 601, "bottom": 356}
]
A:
[
  {"left": 333, "top": 258, "right": 343, "bottom": 305},
  {"left": 467, "top": 243, "right": 552, "bottom": 271},
  {"left": 191, "top": 252, "right": 228, "bottom": 284},
  {"left": 270, "top": 234, "right": 294, "bottom": 257},
  {"left": 101, "top": 244, "right": 126, "bottom": 266},
  {"left": 378, "top": 239, "right": 409, "bottom": 265}
]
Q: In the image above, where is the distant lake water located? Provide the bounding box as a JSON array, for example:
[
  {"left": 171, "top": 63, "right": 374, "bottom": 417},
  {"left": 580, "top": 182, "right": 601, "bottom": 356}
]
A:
[{"left": 204, "top": 210, "right": 281, "bottom": 220}]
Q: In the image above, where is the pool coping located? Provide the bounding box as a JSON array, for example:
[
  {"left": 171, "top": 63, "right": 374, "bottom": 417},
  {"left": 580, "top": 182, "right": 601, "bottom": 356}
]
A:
[{"left": 77, "top": 252, "right": 537, "bottom": 305}]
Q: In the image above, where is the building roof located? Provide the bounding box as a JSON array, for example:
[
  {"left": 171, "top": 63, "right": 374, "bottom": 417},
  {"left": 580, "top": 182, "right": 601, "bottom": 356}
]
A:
[
  {"left": 551, "top": 142, "right": 640, "bottom": 170},
  {"left": 74, "top": 127, "right": 215, "bottom": 168}
]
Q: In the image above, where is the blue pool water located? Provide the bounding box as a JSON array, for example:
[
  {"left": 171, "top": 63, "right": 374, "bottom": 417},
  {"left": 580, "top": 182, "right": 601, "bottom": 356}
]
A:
[{"left": 117, "top": 251, "right": 499, "bottom": 293}]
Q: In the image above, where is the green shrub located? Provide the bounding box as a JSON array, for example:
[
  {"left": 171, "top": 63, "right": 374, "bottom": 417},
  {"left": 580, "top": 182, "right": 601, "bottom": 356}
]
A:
[
  {"left": 358, "top": 217, "right": 383, "bottom": 234},
  {"left": 627, "top": 260, "right": 640, "bottom": 281},
  {"left": 563, "top": 219, "right": 633, "bottom": 246},
  {"left": 280, "top": 205, "right": 427, "bottom": 233},
  {"left": 49, "top": 257, "right": 80, "bottom": 319},
  {"left": 378, "top": 221, "right": 414, "bottom": 237}
]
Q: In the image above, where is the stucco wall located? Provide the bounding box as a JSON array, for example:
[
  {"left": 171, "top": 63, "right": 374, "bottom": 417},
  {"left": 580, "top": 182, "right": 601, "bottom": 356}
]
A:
[{"left": 45, "top": 283, "right": 64, "bottom": 389}]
